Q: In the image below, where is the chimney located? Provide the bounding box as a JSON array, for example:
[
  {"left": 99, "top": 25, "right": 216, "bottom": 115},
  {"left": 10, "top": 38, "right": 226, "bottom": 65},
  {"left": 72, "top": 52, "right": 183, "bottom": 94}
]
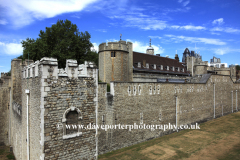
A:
[
  {"left": 156, "top": 54, "right": 160, "bottom": 56},
  {"left": 175, "top": 54, "right": 179, "bottom": 62}
]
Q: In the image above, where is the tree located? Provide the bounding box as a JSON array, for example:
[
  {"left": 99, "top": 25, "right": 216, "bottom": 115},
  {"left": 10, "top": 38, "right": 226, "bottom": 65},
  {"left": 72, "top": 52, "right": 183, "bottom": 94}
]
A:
[
  {"left": 21, "top": 19, "right": 98, "bottom": 68},
  {"left": 236, "top": 65, "right": 240, "bottom": 70}
]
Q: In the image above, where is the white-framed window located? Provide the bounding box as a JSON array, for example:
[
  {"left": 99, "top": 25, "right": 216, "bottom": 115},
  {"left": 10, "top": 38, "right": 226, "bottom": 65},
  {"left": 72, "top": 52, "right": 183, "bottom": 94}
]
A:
[
  {"left": 161, "top": 65, "right": 163, "bottom": 70},
  {"left": 128, "top": 86, "right": 131, "bottom": 96},
  {"left": 138, "top": 62, "right": 141, "bottom": 68},
  {"left": 146, "top": 63, "right": 149, "bottom": 69},
  {"left": 157, "top": 85, "right": 160, "bottom": 94},
  {"left": 32, "top": 67, "right": 35, "bottom": 77},
  {"left": 114, "top": 113, "right": 117, "bottom": 125},
  {"left": 173, "top": 66, "right": 175, "bottom": 71},
  {"left": 182, "top": 68, "right": 184, "bottom": 72},
  {"left": 138, "top": 85, "right": 141, "bottom": 95},
  {"left": 62, "top": 106, "right": 83, "bottom": 139},
  {"left": 167, "top": 66, "right": 169, "bottom": 70},
  {"left": 133, "top": 85, "right": 136, "bottom": 95},
  {"left": 149, "top": 85, "right": 152, "bottom": 95},
  {"left": 154, "top": 64, "right": 156, "bottom": 69},
  {"left": 102, "top": 115, "right": 105, "bottom": 125}
]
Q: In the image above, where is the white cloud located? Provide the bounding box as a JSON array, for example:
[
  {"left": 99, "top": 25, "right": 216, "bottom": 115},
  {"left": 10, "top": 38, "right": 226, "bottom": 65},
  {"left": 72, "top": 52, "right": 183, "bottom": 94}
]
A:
[
  {"left": 149, "top": 36, "right": 162, "bottom": 39},
  {"left": 121, "top": 15, "right": 167, "bottom": 30},
  {"left": 0, "top": 41, "right": 23, "bottom": 55},
  {"left": 127, "top": 39, "right": 164, "bottom": 54},
  {"left": 225, "top": 27, "right": 240, "bottom": 33},
  {"left": 212, "top": 18, "right": 224, "bottom": 25},
  {"left": 91, "top": 43, "right": 99, "bottom": 52},
  {"left": 0, "top": 19, "right": 8, "bottom": 25},
  {"left": 178, "top": 0, "right": 190, "bottom": 7},
  {"left": 211, "top": 32, "right": 221, "bottom": 35},
  {"left": 95, "top": 29, "right": 107, "bottom": 32},
  {"left": 170, "top": 25, "right": 206, "bottom": 30},
  {"left": 182, "top": 1, "right": 190, "bottom": 6},
  {"left": 210, "top": 27, "right": 240, "bottom": 34},
  {"left": 165, "top": 35, "right": 226, "bottom": 45},
  {"left": 1, "top": 0, "right": 98, "bottom": 28},
  {"left": 213, "top": 48, "right": 240, "bottom": 55}
]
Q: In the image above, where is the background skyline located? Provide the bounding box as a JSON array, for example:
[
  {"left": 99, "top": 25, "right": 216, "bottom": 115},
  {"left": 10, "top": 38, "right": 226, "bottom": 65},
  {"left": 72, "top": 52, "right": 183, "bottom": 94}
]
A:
[{"left": 0, "top": 0, "right": 240, "bottom": 73}]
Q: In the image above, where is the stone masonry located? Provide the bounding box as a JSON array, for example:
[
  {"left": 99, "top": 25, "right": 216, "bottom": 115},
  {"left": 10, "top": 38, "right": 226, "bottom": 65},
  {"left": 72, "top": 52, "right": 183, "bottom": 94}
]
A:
[{"left": 0, "top": 57, "right": 239, "bottom": 159}]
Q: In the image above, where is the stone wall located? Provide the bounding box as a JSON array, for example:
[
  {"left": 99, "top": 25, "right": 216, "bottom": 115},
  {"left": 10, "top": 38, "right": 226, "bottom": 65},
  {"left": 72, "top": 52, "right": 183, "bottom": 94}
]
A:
[
  {"left": 23, "top": 58, "right": 98, "bottom": 160},
  {"left": 0, "top": 74, "right": 10, "bottom": 146},
  {"left": 21, "top": 59, "right": 42, "bottom": 160},
  {"left": 3, "top": 57, "right": 240, "bottom": 159},
  {"left": 10, "top": 59, "right": 26, "bottom": 160},
  {"left": 97, "top": 74, "right": 240, "bottom": 155},
  {"left": 8, "top": 58, "right": 98, "bottom": 160}
]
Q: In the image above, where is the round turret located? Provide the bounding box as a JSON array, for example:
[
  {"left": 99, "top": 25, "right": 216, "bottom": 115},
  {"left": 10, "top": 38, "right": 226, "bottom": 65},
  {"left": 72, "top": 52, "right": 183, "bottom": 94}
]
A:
[{"left": 98, "top": 40, "right": 133, "bottom": 83}]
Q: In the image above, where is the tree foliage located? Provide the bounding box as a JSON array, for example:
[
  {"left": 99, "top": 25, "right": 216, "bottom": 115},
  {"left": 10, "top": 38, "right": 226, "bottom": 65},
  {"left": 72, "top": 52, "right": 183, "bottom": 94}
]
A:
[
  {"left": 21, "top": 19, "right": 98, "bottom": 68},
  {"left": 236, "top": 65, "right": 240, "bottom": 70}
]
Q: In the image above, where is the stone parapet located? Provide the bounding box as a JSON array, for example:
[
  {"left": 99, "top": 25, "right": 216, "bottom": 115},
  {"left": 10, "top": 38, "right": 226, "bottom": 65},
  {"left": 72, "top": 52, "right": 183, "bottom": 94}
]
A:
[
  {"left": 99, "top": 41, "right": 132, "bottom": 53},
  {"left": 22, "top": 57, "right": 97, "bottom": 79}
]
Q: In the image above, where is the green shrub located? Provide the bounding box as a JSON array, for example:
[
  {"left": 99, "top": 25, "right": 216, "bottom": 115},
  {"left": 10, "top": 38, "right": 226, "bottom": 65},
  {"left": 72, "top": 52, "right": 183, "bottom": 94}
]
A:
[{"left": 7, "top": 154, "right": 15, "bottom": 159}]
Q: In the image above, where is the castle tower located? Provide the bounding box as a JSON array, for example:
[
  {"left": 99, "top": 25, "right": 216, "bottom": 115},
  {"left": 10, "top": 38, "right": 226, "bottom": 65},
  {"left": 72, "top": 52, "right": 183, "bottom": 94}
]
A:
[
  {"left": 146, "top": 39, "right": 154, "bottom": 55},
  {"left": 98, "top": 40, "right": 133, "bottom": 83}
]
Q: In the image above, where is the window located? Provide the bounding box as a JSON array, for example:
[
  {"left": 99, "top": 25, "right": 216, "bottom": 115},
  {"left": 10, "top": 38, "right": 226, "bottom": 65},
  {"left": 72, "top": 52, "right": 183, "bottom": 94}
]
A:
[
  {"left": 66, "top": 111, "right": 78, "bottom": 134},
  {"left": 167, "top": 66, "right": 169, "bottom": 71},
  {"left": 161, "top": 65, "right": 163, "bottom": 70},
  {"left": 133, "top": 86, "right": 136, "bottom": 95},
  {"left": 182, "top": 68, "right": 184, "bottom": 72},
  {"left": 62, "top": 106, "right": 82, "bottom": 139},
  {"left": 149, "top": 85, "right": 152, "bottom": 95},
  {"left": 138, "top": 85, "right": 141, "bottom": 95},
  {"left": 32, "top": 67, "right": 35, "bottom": 77},
  {"left": 102, "top": 115, "right": 105, "bottom": 125},
  {"left": 138, "top": 62, "right": 141, "bottom": 68},
  {"left": 146, "top": 63, "right": 149, "bottom": 68},
  {"left": 175, "top": 67, "right": 178, "bottom": 71},
  {"left": 157, "top": 85, "right": 160, "bottom": 94},
  {"left": 128, "top": 86, "right": 131, "bottom": 95},
  {"left": 114, "top": 113, "right": 117, "bottom": 125},
  {"left": 172, "top": 66, "right": 175, "bottom": 71},
  {"left": 154, "top": 64, "right": 156, "bottom": 69},
  {"left": 159, "top": 112, "right": 162, "bottom": 121},
  {"left": 111, "top": 51, "right": 116, "bottom": 57}
]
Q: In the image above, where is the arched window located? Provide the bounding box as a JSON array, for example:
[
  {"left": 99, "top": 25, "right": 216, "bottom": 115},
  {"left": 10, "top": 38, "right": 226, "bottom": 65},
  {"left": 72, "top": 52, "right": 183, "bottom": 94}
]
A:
[
  {"left": 62, "top": 106, "right": 82, "bottom": 139},
  {"left": 66, "top": 110, "right": 78, "bottom": 134}
]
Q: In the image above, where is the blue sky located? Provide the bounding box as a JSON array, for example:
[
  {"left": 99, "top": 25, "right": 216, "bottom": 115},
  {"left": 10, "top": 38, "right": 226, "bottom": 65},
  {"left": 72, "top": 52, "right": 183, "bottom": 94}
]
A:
[{"left": 0, "top": 0, "right": 240, "bottom": 73}]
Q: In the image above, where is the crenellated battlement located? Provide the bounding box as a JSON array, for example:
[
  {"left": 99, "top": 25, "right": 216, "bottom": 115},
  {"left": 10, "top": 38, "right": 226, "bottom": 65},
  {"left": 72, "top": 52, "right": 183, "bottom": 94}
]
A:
[
  {"left": 98, "top": 40, "right": 132, "bottom": 53},
  {"left": 22, "top": 57, "right": 97, "bottom": 79},
  {"left": 1, "top": 72, "right": 10, "bottom": 78}
]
